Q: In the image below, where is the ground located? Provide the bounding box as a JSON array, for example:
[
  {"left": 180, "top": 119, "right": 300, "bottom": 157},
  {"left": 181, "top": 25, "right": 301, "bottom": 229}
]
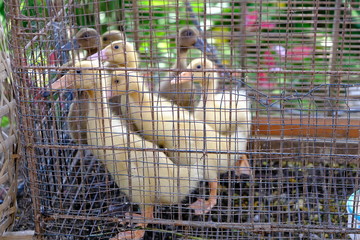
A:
[{"left": 12, "top": 147, "right": 355, "bottom": 240}]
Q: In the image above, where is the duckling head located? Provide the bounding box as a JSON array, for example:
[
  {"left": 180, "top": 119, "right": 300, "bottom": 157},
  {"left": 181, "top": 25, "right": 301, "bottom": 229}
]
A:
[
  {"left": 87, "top": 40, "right": 138, "bottom": 67},
  {"left": 62, "top": 28, "right": 100, "bottom": 53},
  {"left": 49, "top": 60, "right": 102, "bottom": 90},
  {"left": 170, "top": 58, "right": 216, "bottom": 85},
  {"left": 178, "top": 27, "right": 211, "bottom": 53},
  {"left": 101, "top": 30, "right": 125, "bottom": 48},
  {"left": 106, "top": 71, "right": 143, "bottom": 98},
  {"left": 76, "top": 28, "right": 100, "bottom": 51}
]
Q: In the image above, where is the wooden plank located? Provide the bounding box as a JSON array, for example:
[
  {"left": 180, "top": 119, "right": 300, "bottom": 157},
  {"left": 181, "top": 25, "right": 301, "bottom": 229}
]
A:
[
  {"left": 1, "top": 230, "right": 34, "bottom": 240},
  {"left": 252, "top": 136, "right": 359, "bottom": 157},
  {"left": 252, "top": 116, "right": 360, "bottom": 138}
]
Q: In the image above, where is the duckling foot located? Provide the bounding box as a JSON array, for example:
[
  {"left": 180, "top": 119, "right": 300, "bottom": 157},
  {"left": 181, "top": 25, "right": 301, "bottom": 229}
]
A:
[
  {"left": 110, "top": 229, "right": 145, "bottom": 240},
  {"left": 113, "top": 206, "right": 153, "bottom": 239},
  {"left": 234, "top": 155, "right": 253, "bottom": 177},
  {"left": 190, "top": 198, "right": 216, "bottom": 215},
  {"left": 122, "top": 212, "right": 144, "bottom": 224}
]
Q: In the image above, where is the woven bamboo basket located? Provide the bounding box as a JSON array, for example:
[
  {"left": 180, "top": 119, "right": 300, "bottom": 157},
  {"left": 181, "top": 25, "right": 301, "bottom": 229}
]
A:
[{"left": 0, "top": 22, "right": 22, "bottom": 238}]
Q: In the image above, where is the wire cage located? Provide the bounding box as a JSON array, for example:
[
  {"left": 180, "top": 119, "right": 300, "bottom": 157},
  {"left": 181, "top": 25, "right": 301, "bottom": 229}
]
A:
[{"left": 4, "top": 0, "right": 360, "bottom": 239}]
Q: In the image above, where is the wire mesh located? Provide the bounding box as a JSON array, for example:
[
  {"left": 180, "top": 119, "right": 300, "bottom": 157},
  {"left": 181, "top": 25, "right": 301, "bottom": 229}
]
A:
[{"left": 4, "top": 0, "right": 360, "bottom": 239}]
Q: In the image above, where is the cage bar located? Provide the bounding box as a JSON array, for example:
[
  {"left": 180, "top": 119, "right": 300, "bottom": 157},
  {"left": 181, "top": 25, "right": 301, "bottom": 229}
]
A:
[{"left": 3, "top": 0, "right": 360, "bottom": 239}]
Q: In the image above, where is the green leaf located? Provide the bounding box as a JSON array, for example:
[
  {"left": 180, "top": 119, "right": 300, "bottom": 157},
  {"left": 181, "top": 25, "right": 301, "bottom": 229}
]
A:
[
  {"left": 0, "top": 116, "right": 9, "bottom": 128},
  {"left": 139, "top": 0, "right": 168, "bottom": 7}
]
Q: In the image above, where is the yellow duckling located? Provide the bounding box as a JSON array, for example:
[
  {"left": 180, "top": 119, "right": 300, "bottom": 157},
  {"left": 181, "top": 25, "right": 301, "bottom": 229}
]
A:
[
  {"left": 175, "top": 58, "right": 251, "bottom": 134},
  {"left": 87, "top": 40, "right": 138, "bottom": 68},
  {"left": 108, "top": 70, "right": 252, "bottom": 215},
  {"left": 49, "top": 61, "right": 203, "bottom": 240},
  {"left": 66, "top": 30, "right": 125, "bottom": 144},
  {"left": 101, "top": 30, "right": 125, "bottom": 48},
  {"left": 87, "top": 42, "right": 252, "bottom": 213},
  {"left": 61, "top": 28, "right": 101, "bottom": 144},
  {"left": 86, "top": 40, "right": 139, "bottom": 121},
  {"left": 159, "top": 27, "right": 206, "bottom": 109},
  {"left": 172, "top": 58, "right": 252, "bottom": 176}
]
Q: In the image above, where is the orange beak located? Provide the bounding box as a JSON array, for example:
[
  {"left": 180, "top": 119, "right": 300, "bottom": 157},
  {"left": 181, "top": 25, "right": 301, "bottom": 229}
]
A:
[
  {"left": 106, "top": 86, "right": 121, "bottom": 99},
  {"left": 105, "top": 88, "right": 114, "bottom": 99},
  {"left": 170, "top": 71, "right": 193, "bottom": 85},
  {"left": 49, "top": 74, "right": 75, "bottom": 90}
]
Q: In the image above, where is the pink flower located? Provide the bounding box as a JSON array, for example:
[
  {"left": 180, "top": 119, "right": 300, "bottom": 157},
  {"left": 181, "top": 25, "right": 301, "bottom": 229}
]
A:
[
  {"left": 263, "top": 51, "right": 276, "bottom": 67},
  {"left": 257, "top": 72, "right": 267, "bottom": 82},
  {"left": 246, "top": 11, "right": 258, "bottom": 27},
  {"left": 260, "top": 22, "right": 276, "bottom": 30},
  {"left": 272, "top": 45, "right": 313, "bottom": 61},
  {"left": 257, "top": 72, "right": 276, "bottom": 88},
  {"left": 246, "top": 11, "right": 275, "bottom": 31},
  {"left": 257, "top": 50, "right": 279, "bottom": 88}
]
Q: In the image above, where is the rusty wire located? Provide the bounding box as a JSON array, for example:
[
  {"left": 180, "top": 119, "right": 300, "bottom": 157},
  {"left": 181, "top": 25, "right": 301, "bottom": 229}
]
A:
[{"left": 4, "top": 0, "right": 360, "bottom": 239}]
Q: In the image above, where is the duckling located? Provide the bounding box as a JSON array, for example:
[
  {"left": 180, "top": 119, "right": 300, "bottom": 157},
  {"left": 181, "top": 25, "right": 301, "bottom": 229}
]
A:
[
  {"left": 172, "top": 58, "right": 252, "bottom": 176},
  {"left": 57, "top": 28, "right": 100, "bottom": 77},
  {"left": 108, "top": 70, "right": 252, "bottom": 215},
  {"left": 87, "top": 40, "right": 138, "bottom": 68},
  {"left": 63, "top": 28, "right": 124, "bottom": 60},
  {"left": 158, "top": 27, "right": 206, "bottom": 109},
  {"left": 101, "top": 30, "right": 125, "bottom": 48},
  {"left": 176, "top": 58, "right": 251, "bottom": 134},
  {"left": 48, "top": 61, "right": 203, "bottom": 240},
  {"left": 66, "top": 29, "right": 125, "bottom": 144},
  {"left": 169, "top": 27, "right": 206, "bottom": 76},
  {"left": 59, "top": 28, "right": 102, "bottom": 144},
  {"left": 87, "top": 41, "right": 252, "bottom": 213},
  {"left": 87, "top": 40, "right": 139, "bottom": 120},
  {"left": 62, "top": 28, "right": 100, "bottom": 58}
]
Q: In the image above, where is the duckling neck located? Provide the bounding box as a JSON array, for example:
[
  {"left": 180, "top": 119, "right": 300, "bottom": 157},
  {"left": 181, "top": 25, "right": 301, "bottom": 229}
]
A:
[
  {"left": 202, "top": 72, "right": 219, "bottom": 96},
  {"left": 86, "top": 89, "right": 130, "bottom": 173},
  {"left": 172, "top": 48, "right": 188, "bottom": 71},
  {"left": 89, "top": 88, "right": 111, "bottom": 114},
  {"left": 87, "top": 89, "right": 115, "bottom": 131},
  {"left": 127, "top": 80, "right": 152, "bottom": 107},
  {"left": 110, "top": 54, "right": 138, "bottom": 68},
  {"left": 123, "top": 52, "right": 139, "bottom": 68},
  {"left": 87, "top": 48, "right": 99, "bottom": 56},
  {"left": 127, "top": 61, "right": 137, "bottom": 68}
]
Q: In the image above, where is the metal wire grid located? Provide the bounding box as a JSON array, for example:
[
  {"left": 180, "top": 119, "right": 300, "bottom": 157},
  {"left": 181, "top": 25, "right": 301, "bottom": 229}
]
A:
[{"left": 4, "top": 0, "right": 360, "bottom": 239}]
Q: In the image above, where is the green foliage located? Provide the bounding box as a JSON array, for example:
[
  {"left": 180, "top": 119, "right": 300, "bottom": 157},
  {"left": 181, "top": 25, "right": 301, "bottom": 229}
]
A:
[
  {"left": 0, "top": 116, "right": 9, "bottom": 127},
  {"left": 74, "top": 0, "right": 123, "bottom": 33},
  {"left": 4, "top": 0, "right": 360, "bottom": 114},
  {"left": 0, "top": 0, "right": 7, "bottom": 40}
]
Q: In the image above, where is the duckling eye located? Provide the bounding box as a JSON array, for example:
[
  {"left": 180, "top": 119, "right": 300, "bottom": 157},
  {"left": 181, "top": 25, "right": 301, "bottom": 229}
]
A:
[
  {"left": 183, "top": 29, "right": 193, "bottom": 37},
  {"left": 114, "top": 79, "right": 120, "bottom": 84},
  {"left": 114, "top": 45, "right": 119, "bottom": 49},
  {"left": 103, "top": 37, "right": 108, "bottom": 41},
  {"left": 76, "top": 70, "right": 82, "bottom": 74},
  {"left": 82, "top": 33, "right": 89, "bottom": 38},
  {"left": 196, "top": 65, "right": 201, "bottom": 69}
]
